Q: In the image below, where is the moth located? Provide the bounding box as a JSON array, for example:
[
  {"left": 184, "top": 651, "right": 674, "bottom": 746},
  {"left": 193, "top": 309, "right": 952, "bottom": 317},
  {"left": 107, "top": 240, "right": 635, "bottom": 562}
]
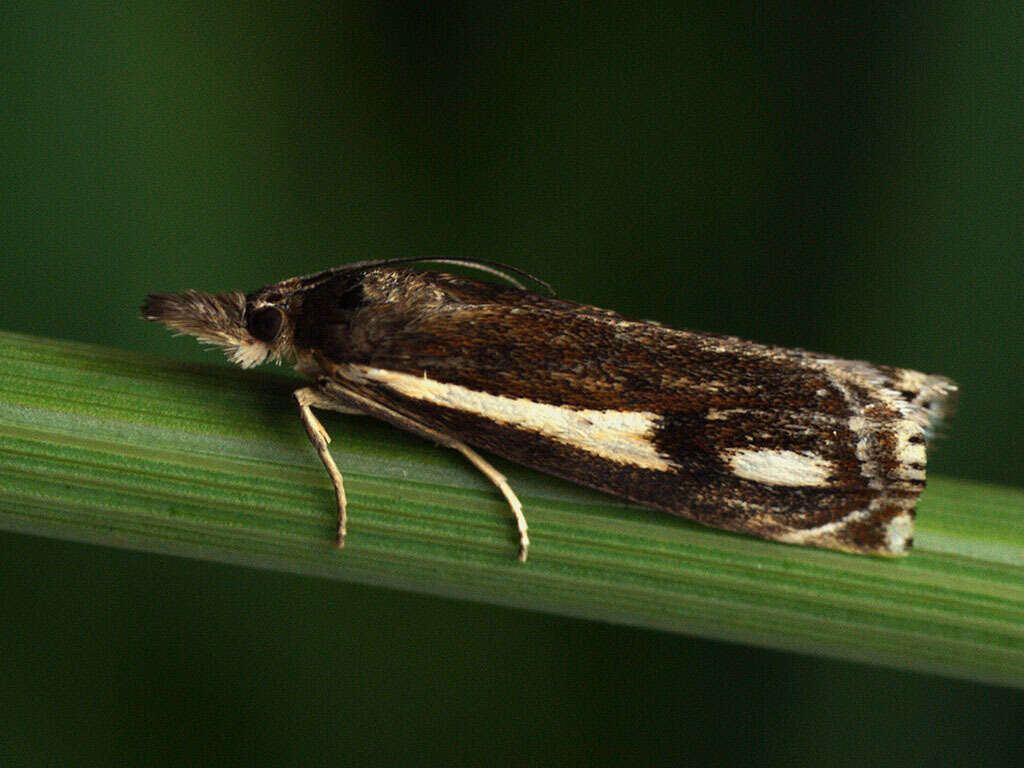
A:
[{"left": 143, "top": 258, "right": 955, "bottom": 561}]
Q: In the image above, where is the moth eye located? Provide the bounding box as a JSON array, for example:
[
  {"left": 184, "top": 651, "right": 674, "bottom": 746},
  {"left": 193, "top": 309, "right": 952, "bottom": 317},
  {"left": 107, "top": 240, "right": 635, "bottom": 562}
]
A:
[{"left": 247, "top": 306, "right": 284, "bottom": 342}]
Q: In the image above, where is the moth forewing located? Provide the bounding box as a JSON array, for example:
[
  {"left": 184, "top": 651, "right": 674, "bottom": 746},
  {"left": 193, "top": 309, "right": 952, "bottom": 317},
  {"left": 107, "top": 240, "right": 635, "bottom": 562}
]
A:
[{"left": 143, "top": 260, "right": 956, "bottom": 560}]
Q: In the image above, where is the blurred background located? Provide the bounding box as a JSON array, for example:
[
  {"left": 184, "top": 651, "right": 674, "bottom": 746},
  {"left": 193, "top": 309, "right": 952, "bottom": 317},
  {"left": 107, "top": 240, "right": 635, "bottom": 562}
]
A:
[{"left": 2, "top": 1, "right": 1021, "bottom": 764}]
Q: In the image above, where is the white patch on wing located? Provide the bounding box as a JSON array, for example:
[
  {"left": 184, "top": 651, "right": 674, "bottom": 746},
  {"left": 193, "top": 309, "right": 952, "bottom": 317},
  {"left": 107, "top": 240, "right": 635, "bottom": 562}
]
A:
[
  {"left": 727, "top": 448, "right": 834, "bottom": 487},
  {"left": 776, "top": 510, "right": 869, "bottom": 545},
  {"left": 348, "top": 366, "right": 674, "bottom": 471},
  {"left": 892, "top": 421, "right": 927, "bottom": 479},
  {"left": 883, "top": 512, "right": 914, "bottom": 552}
]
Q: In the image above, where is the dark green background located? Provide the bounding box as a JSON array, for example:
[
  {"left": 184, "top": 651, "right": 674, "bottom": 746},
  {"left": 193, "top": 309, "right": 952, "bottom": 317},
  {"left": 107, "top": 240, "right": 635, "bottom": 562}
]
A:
[{"left": 2, "top": 2, "right": 1021, "bottom": 765}]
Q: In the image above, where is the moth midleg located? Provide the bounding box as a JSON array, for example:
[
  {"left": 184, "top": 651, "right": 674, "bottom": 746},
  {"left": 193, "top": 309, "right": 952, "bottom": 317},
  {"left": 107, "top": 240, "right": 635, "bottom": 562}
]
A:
[
  {"left": 310, "top": 378, "right": 530, "bottom": 561},
  {"left": 294, "top": 386, "right": 353, "bottom": 546}
]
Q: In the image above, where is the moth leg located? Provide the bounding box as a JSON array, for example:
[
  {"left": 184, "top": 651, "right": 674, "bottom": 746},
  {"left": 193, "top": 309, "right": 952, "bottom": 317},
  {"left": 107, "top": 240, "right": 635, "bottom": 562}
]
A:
[
  {"left": 294, "top": 387, "right": 350, "bottom": 547},
  {"left": 451, "top": 442, "right": 529, "bottom": 562},
  {"left": 316, "top": 379, "right": 530, "bottom": 562}
]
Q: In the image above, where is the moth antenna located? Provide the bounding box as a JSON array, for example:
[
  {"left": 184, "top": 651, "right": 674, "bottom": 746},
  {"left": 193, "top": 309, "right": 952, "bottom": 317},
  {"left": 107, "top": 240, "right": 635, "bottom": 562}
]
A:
[
  {"left": 317, "top": 257, "right": 555, "bottom": 295},
  {"left": 405, "top": 258, "right": 556, "bottom": 295}
]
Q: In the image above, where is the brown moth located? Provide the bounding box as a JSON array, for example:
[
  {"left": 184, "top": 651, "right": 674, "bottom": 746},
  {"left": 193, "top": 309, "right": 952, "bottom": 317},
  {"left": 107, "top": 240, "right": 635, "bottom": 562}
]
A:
[{"left": 143, "top": 259, "right": 955, "bottom": 561}]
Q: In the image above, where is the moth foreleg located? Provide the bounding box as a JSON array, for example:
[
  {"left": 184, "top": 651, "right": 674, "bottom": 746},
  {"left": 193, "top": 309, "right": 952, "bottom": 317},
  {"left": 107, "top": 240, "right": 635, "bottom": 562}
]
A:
[{"left": 294, "top": 386, "right": 351, "bottom": 547}]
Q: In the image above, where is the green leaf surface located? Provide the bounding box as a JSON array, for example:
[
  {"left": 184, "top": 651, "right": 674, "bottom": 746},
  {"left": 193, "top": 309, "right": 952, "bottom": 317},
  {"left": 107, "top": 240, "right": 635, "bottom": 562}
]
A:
[{"left": 1, "top": 330, "right": 1022, "bottom": 687}]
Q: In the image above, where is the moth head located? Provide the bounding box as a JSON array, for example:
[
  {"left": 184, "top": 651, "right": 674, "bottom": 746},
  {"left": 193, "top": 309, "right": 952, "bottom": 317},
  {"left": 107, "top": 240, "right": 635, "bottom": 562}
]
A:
[{"left": 142, "top": 289, "right": 293, "bottom": 369}]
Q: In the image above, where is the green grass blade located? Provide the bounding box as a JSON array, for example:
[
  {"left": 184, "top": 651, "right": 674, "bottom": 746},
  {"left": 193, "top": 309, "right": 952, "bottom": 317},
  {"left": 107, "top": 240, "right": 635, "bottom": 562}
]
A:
[{"left": 1, "top": 329, "right": 1022, "bottom": 687}]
